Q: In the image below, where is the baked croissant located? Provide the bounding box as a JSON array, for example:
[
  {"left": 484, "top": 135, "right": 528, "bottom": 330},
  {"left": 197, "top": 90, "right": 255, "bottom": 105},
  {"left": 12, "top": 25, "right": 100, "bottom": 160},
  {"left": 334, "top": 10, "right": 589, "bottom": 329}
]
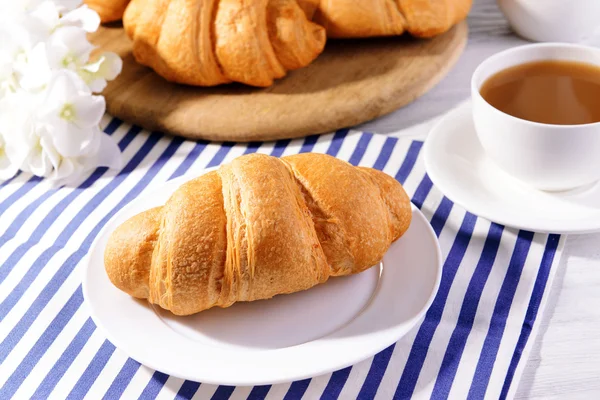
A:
[
  {"left": 86, "top": 0, "right": 471, "bottom": 86},
  {"left": 313, "top": 0, "right": 473, "bottom": 38},
  {"left": 105, "top": 153, "right": 412, "bottom": 315},
  {"left": 112, "top": 0, "right": 326, "bottom": 86}
]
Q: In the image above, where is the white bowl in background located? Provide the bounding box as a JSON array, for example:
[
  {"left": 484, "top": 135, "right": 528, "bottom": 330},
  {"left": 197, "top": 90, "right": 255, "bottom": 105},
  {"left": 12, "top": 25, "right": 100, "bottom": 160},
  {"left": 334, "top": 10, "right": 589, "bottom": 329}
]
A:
[
  {"left": 497, "top": 0, "right": 600, "bottom": 43},
  {"left": 472, "top": 43, "right": 600, "bottom": 191}
]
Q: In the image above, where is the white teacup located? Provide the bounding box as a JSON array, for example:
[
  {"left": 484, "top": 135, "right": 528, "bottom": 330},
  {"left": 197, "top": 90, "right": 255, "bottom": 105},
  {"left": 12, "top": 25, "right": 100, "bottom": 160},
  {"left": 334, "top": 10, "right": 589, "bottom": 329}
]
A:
[
  {"left": 471, "top": 43, "right": 600, "bottom": 191},
  {"left": 497, "top": 0, "right": 600, "bottom": 43}
]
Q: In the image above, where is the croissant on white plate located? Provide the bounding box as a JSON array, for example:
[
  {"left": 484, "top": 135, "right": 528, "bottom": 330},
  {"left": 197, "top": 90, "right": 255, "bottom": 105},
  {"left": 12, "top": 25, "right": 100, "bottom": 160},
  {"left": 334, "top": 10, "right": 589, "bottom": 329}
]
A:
[
  {"left": 104, "top": 153, "right": 412, "bottom": 316},
  {"left": 85, "top": 0, "right": 471, "bottom": 87}
]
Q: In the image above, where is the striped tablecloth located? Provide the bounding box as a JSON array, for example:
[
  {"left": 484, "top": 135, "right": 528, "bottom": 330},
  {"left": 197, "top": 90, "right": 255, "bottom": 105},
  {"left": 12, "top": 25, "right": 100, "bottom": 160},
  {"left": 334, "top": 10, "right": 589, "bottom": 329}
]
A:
[{"left": 0, "top": 115, "right": 563, "bottom": 399}]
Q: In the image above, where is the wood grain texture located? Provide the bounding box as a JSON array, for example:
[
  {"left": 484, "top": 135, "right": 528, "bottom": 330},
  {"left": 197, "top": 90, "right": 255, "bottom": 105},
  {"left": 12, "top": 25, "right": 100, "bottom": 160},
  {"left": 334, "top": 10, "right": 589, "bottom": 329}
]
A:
[{"left": 89, "top": 22, "right": 467, "bottom": 142}]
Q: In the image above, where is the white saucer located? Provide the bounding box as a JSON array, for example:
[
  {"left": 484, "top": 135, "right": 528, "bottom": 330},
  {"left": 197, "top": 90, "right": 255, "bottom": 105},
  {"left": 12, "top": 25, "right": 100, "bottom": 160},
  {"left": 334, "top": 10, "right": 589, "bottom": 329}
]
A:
[
  {"left": 424, "top": 103, "right": 600, "bottom": 234},
  {"left": 82, "top": 171, "right": 442, "bottom": 386}
]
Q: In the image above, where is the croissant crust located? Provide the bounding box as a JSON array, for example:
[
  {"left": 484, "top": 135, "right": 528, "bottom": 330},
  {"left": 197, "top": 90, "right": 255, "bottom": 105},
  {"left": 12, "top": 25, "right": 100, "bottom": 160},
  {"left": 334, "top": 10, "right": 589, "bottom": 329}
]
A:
[{"left": 104, "top": 153, "right": 412, "bottom": 315}]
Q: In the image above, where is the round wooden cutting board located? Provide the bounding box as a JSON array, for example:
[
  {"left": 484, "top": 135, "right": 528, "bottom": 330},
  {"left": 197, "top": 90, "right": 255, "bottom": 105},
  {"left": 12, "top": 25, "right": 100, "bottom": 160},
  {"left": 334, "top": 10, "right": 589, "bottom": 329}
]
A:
[{"left": 89, "top": 22, "right": 467, "bottom": 142}]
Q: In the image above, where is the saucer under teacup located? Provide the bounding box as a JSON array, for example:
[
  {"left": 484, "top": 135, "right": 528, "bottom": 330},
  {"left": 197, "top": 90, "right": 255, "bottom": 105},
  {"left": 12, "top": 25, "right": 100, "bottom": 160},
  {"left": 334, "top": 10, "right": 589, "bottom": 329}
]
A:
[{"left": 424, "top": 103, "right": 600, "bottom": 234}]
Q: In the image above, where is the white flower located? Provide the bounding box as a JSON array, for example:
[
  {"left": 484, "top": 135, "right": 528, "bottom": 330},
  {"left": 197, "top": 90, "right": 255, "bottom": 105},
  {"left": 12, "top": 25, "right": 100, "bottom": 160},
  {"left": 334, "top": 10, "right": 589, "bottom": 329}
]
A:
[
  {"left": 60, "top": 5, "right": 100, "bottom": 33},
  {"left": 47, "top": 26, "right": 94, "bottom": 70},
  {"left": 0, "top": 1, "right": 123, "bottom": 182},
  {"left": 38, "top": 71, "right": 105, "bottom": 157},
  {"left": 80, "top": 52, "right": 123, "bottom": 92},
  {"left": 0, "top": 134, "right": 18, "bottom": 180}
]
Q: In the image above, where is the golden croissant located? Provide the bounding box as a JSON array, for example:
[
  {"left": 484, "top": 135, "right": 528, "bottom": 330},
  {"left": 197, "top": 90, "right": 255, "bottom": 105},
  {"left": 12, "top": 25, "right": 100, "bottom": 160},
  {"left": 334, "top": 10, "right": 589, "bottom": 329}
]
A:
[
  {"left": 85, "top": 0, "right": 471, "bottom": 86},
  {"left": 105, "top": 153, "right": 412, "bottom": 315}
]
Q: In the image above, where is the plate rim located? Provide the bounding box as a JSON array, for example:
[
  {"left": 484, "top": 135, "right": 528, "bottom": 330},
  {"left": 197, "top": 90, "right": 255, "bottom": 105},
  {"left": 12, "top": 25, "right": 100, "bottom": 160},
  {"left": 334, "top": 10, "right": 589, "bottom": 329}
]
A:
[
  {"left": 82, "top": 170, "right": 442, "bottom": 386},
  {"left": 424, "top": 103, "right": 600, "bottom": 234}
]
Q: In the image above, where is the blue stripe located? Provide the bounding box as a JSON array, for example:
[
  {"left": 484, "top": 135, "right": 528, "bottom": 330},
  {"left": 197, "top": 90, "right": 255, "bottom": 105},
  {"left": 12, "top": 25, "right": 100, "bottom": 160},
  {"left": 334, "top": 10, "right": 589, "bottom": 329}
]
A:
[
  {"left": 395, "top": 141, "right": 423, "bottom": 184},
  {"left": 139, "top": 371, "right": 169, "bottom": 399},
  {"left": 84, "top": 142, "right": 238, "bottom": 398},
  {"left": 103, "top": 117, "right": 123, "bottom": 134},
  {"left": 103, "top": 358, "right": 142, "bottom": 400},
  {"left": 395, "top": 212, "right": 478, "bottom": 399},
  {"left": 467, "top": 230, "right": 535, "bottom": 399},
  {"left": 499, "top": 234, "right": 560, "bottom": 399},
  {"left": 0, "top": 133, "right": 167, "bottom": 327},
  {"left": 283, "top": 379, "right": 311, "bottom": 400},
  {"left": 67, "top": 340, "right": 116, "bottom": 400},
  {"left": 430, "top": 223, "right": 505, "bottom": 399},
  {"left": 0, "top": 120, "right": 123, "bottom": 220},
  {"left": 169, "top": 141, "right": 208, "bottom": 180},
  {"left": 0, "top": 176, "right": 42, "bottom": 215},
  {"left": 299, "top": 135, "right": 319, "bottom": 153},
  {"left": 429, "top": 197, "right": 454, "bottom": 237},
  {"left": 330, "top": 141, "right": 433, "bottom": 398},
  {"left": 31, "top": 318, "right": 96, "bottom": 399},
  {"left": 0, "top": 171, "right": 22, "bottom": 191},
  {"left": 356, "top": 345, "right": 394, "bottom": 399},
  {"left": 372, "top": 137, "right": 398, "bottom": 171},
  {"left": 411, "top": 174, "right": 433, "bottom": 209},
  {"left": 0, "top": 136, "right": 182, "bottom": 395},
  {"left": 24, "top": 138, "right": 219, "bottom": 398},
  {"left": 320, "top": 367, "right": 352, "bottom": 399},
  {"left": 206, "top": 142, "right": 234, "bottom": 167},
  {"left": 0, "top": 127, "right": 137, "bottom": 251},
  {"left": 356, "top": 191, "right": 454, "bottom": 397},
  {"left": 348, "top": 134, "right": 373, "bottom": 166},
  {"left": 244, "top": 141, "right": 263, "bottom": 154},
  {"left": 0, "top": 288, "right": 84, "bottom": 398},
  {"left": 175, "top": 381, "right": 201, "bottom": 400},
  {"left": 326, "top": 130, "right": 349, "bottom": 156},
  {"left": 270, "top": 139, "right": 291, "bottom": 158},
  {"left": 284, "top": 130, "right": 380, "bottom": 398},
  {"left": 247, "top": 385, "right": 271, "bottom": 400},
  {"left": 211, "top": 385, "right": 235, "bottom": 400},
  {"left": 0, "top": 125, "right": 139, "bottom": 285}
]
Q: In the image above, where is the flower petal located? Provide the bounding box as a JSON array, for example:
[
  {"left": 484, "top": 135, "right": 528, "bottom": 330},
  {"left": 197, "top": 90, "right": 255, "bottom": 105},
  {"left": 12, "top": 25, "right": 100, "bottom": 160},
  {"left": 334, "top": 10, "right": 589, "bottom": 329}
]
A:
[
  {"left": 73, "top": 93, "right": 105, "bottom": 127},
  {"left": 60, "top": 5, "right": 100, "bottom": 33}
]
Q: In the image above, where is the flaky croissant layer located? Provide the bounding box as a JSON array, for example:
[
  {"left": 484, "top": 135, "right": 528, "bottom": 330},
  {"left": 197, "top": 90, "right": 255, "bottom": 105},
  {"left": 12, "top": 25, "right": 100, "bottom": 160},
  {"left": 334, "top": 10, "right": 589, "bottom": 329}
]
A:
[
  {"left": 85, "top": 0, "right": 471, "bottom": 86},
  {"left": 105, "top": 153, "right": 412, "bottom": 315}
]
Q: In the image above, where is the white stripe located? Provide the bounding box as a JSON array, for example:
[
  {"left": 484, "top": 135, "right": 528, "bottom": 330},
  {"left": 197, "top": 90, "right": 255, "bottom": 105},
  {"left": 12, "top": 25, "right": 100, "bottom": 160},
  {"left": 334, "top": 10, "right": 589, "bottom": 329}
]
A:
[
  {"left": 99, "top": 115, "right": 114, "bottom": 131},
  {"left": 228, "top": 385, "right": 252, "bottom": 400},
  {"left": 190, "top": 383, "right": 218, "bottom": 399},
  {"left": 1, "top": 123, "right": 133, "bottom": 241},
  {"left": 337, "top": 357, "right": 376, "bottom": 398},
  {"left": 4, "top": 304, "right": 89, "bottom": 397},
  {"left": 0, "top": 136, "right": 192, "bottom": 378},
  {"left": 380, "top": 138, "right": 412, "bottom": 176},
  {"left": 447, "top": 229, "right": 520, "bottom": 399},
  {"left": 373, "top": 193, "right": 464, "bottom": 398},
  {"left": 48, "top": 330, "right": 107, "bottom": 398},
  {"left": 412, "top": 217, "right": 491, "bottom": 399},
  {"left": 331, "top": 131, "right": 361, "bottom": 162},
  {"left": 357, "top": 133, "right": 384, "bottom": 167},
  {"left": 265, "top": 382, "right": 291, "bottom": 400},
  {"left": 484, "top": 233, "right": 545, "bottom": 400},
  {"left": 155, "top": 376, "right": 185, "bottom": 400},
  {"left": 311, "top": 132, "right": 336, "bottom": 154},
  {"left": 117, "top": 365, "right": 157, "bottom": 399},
  {"left": 83, "top": 350, "right": 131, "bottom": 400},
  {"left": 302, "top": 372, "right": 330, "bottom": 398},
  {"left": 505, "top": 237, "right": 564, "bottom": 400},
  {"left": 0, "top": 172, "right": 35, "bottom": 203},
  {"left": 0, "top": 137, "right": 173, "bottom": 339},
  {"left": 279, "top": 137, "right": 306, "bottom": 157}
]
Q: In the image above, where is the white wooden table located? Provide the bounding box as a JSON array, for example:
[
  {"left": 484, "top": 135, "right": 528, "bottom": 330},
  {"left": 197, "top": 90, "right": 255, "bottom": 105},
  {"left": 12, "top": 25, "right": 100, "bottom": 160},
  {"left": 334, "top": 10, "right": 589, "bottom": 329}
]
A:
[{"left": 357, "top": 0, "right": 600, "bottom": 398}]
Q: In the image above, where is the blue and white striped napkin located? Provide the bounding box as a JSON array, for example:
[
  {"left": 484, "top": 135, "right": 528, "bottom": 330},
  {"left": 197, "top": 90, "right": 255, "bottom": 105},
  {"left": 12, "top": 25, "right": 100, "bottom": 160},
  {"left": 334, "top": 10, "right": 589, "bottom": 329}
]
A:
[{"left": 0, "top": 115, "right": 563, "bottom": 399}]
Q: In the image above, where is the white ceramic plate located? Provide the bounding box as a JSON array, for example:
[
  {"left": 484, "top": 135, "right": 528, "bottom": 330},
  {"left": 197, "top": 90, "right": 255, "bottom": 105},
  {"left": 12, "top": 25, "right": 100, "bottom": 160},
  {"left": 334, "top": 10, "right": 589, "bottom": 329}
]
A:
[
  {"left": 82, "top": 171, "right": 442, "bottom": 386},
  {"left": 424, "top": 103, "right": 600, "bottom": 234}
]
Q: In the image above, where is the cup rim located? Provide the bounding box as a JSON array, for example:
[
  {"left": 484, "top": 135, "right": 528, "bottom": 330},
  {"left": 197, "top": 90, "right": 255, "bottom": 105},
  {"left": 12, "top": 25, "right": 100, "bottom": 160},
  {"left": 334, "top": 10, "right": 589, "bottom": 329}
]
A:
[{"left": 471, "top": 42, "right": 600, "bottom": 129}]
